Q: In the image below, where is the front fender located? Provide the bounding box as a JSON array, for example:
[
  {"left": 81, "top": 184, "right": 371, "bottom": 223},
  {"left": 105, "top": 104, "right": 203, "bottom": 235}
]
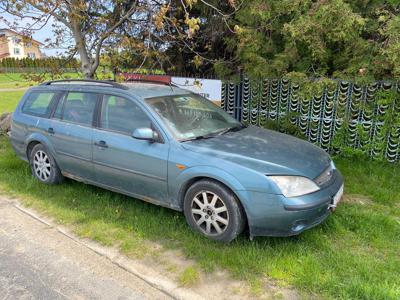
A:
[{"left": 171, "top": 165, "right": 248, "bottom": 209}]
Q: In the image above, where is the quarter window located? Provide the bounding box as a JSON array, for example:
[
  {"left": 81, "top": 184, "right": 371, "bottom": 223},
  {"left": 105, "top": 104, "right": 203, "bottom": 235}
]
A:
[
  {"left": 100, "top": 95, "right": 151, "bottom": 134},
  {"left": 22, "top": 91, "right": 57, "bottom": 117},
  {"left": 62, "top": 92, "right": 98, "bottom": 126}
]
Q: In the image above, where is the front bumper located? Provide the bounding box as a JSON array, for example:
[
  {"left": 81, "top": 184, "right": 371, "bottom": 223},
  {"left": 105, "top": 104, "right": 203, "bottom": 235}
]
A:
[{"left": 238, "top": 169, "right": 344, "bottom": 237}]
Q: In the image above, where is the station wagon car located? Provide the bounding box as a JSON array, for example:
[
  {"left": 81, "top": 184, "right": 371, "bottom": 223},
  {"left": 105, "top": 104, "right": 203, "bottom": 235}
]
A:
[{"left": 10, "top": 79, "right": 344, "bottom": 242}]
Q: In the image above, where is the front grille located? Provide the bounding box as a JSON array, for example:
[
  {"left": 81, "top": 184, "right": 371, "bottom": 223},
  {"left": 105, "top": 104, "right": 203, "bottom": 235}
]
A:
[{"left": 315, "top": 164, "right": 334, "bottom": 186}]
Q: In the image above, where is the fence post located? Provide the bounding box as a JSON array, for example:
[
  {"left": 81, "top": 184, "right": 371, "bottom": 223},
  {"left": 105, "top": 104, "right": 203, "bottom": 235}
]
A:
[{"left": 235, "top": 71, "right": 244, "bottom": 122}]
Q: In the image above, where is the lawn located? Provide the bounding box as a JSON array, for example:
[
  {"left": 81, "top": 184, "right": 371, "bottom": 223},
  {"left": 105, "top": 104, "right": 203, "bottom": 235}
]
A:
[
  {"left": 0, "top": 73, "right": 83, "bottom": 89},
  {"left": 0, "top": 73, "right": 39, "bottom": 89},
  {"left": 0, "top": 89, "right": 399, "bottom": 299},
  {"left": 0, "top": 90, "right": 26, "bottom": 113}
]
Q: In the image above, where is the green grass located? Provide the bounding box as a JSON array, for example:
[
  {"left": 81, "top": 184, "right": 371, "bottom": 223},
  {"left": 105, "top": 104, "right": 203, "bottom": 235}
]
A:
[
  {"left": 0, "top": 73, "right": 26, "bottom": 83},
  {"left": 0, "top": 73, "right": 83, "bottom": 89},
  {"left": 0, "top": 90, "right": 399, "bottom": 299},
  {"left": 0, "top": 73, "right": 37, "bottom": 89},
  {"left": 0, "top": 90, "right": 26, "bottom": 113},
  {"left": 178, "top": 266, "right": 200, "bottom": 286}
]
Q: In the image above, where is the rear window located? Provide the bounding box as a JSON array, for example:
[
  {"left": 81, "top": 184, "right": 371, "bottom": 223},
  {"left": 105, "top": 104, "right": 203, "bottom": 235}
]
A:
[{"left": 22, "top": 91, "right": 57, "bottom": 117}]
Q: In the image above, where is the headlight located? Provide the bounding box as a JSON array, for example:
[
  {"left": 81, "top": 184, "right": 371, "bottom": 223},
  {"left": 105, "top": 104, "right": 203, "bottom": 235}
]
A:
[{"left": 268, "top": 176, "right": 320, "bottom": 198}]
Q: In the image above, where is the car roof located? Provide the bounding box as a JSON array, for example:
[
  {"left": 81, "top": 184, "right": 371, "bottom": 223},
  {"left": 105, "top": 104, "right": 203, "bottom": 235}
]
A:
[
  {"left": 122, "top": 82, "right": 190, "bottom": 99},
  {"left": 38, "top": 80, "right": 191, "bottom": 100}
]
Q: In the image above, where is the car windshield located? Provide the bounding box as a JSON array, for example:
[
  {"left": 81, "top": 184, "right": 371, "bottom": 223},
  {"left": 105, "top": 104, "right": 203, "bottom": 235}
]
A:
[{"left": 145, "top": 94, "right": 243, "bottom": 141}]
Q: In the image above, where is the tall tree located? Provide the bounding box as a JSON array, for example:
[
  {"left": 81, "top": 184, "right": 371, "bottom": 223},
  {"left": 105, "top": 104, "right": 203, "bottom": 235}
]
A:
[
  {"left": 212, "top": 0, "right": 400, "bottom": 80},
  {"left": 0, "top": 0, "right": 239, "bottom": 78}
]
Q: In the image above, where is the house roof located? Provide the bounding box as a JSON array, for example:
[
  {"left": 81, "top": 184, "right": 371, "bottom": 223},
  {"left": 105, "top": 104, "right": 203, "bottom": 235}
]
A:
[{"left": 0, "top": 28, "right": 44, "bottom": 46}]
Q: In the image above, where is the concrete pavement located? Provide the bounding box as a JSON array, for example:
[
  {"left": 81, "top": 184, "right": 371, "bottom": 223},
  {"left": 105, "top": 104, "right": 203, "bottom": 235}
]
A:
[{"left": 0, "top": 197, "right": 171, "bottom": 300}]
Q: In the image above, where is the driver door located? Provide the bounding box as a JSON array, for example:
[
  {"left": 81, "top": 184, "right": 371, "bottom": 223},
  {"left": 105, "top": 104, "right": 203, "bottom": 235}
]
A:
[{"left": 92, "top": 94, "right": 169, "bottom": 203}]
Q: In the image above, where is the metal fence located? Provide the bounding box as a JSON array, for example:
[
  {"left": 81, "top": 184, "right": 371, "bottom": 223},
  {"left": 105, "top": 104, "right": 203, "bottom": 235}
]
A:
[{"left": 221, "top": 78, "right": 400, "bottom": 162}]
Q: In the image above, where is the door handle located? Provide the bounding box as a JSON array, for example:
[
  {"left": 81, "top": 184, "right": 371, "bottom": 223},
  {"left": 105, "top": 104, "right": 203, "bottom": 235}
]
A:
[
  {"left": 47, "top": 127, "right": 55, "bottom": 134},
  {"left": 94, "top": 140, "right": 108, "bottom": 148}
]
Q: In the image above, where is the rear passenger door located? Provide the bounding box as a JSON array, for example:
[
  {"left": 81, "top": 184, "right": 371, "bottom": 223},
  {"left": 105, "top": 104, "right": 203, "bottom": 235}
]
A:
[
  {"left": 49, "top": 91, "right": 99, "bottom": 180},
  {"left": 92, "top": 94, "right": 169, "bottom": 203}
]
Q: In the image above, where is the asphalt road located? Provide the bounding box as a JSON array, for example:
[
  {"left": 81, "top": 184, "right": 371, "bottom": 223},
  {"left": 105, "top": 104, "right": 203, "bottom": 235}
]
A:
[{"left": 0, "top": 196, "right": 171, "bottom": 300}]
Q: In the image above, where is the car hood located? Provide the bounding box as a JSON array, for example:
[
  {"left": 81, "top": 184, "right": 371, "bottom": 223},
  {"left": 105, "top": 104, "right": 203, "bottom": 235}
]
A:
[{"left": 181, "top": 126, "right": 331, "bottom": 179}]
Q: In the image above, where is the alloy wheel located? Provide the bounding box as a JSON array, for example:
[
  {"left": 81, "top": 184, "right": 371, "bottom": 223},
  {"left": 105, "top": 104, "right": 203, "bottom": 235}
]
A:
[
  {"left": 191, "top": 191, "right": 229, "bottom": 235},
  {"left": 33, "top": 150, "right": 51, "bottom": 181}
]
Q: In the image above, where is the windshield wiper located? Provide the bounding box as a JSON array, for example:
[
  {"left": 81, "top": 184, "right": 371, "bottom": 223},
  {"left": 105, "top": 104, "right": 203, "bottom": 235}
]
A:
[
  {"left": 180, "top": 134, "right": 216, "bottom": 142},
  {"left": 180, "top": 124, "right": 246, "bottom": 142},
  {"left": 216, "top": 124, "right": 246, "bottom": 136}
]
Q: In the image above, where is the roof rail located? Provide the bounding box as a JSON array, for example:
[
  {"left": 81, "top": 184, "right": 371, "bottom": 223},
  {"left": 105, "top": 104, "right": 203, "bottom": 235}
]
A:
[
  {"left": 40, "top": 79, "right": 129, "bottom": 90},
  {"left": 124, "top": 78, "right": 178, "bottom": 87}
]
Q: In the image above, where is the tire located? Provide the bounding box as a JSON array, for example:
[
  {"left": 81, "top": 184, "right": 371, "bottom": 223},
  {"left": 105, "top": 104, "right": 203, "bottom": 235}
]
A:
[
  {"left": 29, "top": 144, "right": 63, "bottom": 184},
  {"left": 183, "top": 179, "right": 246, "bottom": 242}
]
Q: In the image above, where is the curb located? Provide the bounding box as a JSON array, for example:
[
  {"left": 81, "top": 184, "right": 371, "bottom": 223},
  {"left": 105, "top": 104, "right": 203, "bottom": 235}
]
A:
[{"left": 11, "top": 200, "right": 204, "bottom": 300}]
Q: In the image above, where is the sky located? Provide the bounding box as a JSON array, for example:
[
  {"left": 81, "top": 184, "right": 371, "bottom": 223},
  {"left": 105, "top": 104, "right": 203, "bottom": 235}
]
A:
[{"left": 1, "top": 12, "right": 66, "bottom": 57}]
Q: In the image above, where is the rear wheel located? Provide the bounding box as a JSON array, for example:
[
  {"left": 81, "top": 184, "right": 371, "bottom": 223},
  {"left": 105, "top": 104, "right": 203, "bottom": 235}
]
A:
[
  {"left": 29, "top": 144, "right": 63, "bottom": 184},
  {"left": 184, "top": 179, "right": 245, "bottom": 242}
]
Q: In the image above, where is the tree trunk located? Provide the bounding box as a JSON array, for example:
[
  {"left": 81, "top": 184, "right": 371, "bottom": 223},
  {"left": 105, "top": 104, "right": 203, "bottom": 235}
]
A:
[
  {"left": 70, "top": 20, "right": 95, "bottom": 79},
  {"left": 81, "top": 61, "right": 96, "bottom": 79}
]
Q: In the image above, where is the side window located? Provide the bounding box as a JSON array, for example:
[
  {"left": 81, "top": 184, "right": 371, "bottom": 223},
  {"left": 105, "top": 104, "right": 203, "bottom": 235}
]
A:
[
  {"left": 62, "top": 92, "right": 98, "bottom": 126},
  {"left": 100, "top": 95, "right": 151, "bottom": 134},
  {"left": 22, "top": 91, "right": 57, "bottom": 117}
]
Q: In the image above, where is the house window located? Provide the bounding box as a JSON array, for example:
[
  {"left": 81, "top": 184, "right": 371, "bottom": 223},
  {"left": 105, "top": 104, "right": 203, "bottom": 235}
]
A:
[
  {"left": 13, "top": 48, "right": 20, "bottom": 55},
  {"left": 12, "top": 37, "right": 21, "bottom": 44},
  {"left": 26, "top": 42, "right": 32, "bottom": 47},
  {"left": 27, "top": 52, "right": 36, "bottom": 59}
]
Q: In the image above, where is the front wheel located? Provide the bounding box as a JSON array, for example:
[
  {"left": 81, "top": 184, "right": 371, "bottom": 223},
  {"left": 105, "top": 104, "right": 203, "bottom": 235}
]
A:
[
  {"left": 183, "top": 180, "right": 246, "bottom": 242},
  {"left": 29, "top": 144, "right": 63, "bottom": 184}
]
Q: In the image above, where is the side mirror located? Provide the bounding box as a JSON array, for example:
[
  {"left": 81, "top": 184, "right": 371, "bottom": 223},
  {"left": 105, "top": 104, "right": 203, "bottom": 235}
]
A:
[{"left": 132, "top": 128, "right": 159, "bottom": 142}]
